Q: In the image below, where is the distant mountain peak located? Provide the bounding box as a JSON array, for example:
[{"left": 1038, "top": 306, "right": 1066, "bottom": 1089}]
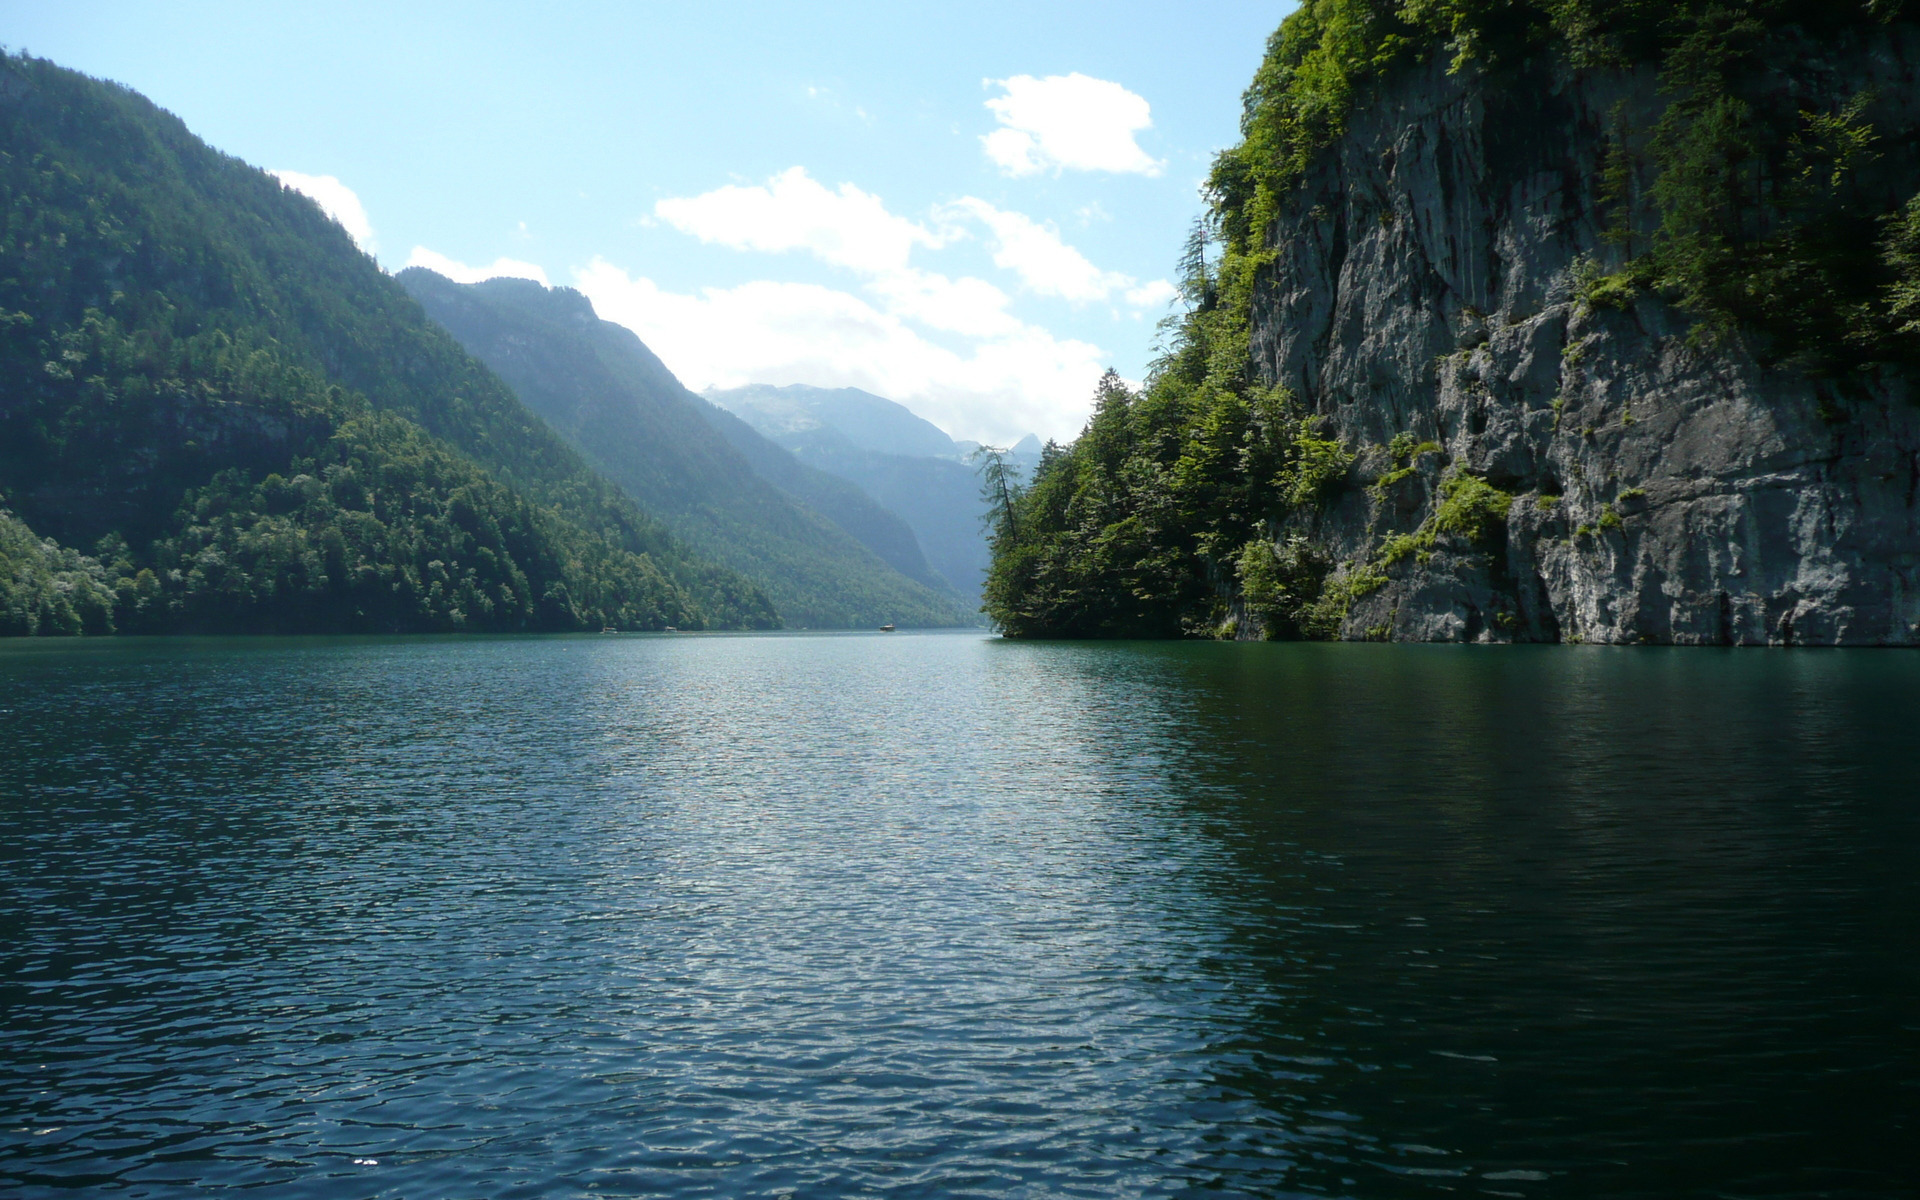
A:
[
  {"left": 402, "top": 272, "right": 971, "bottom": 628},
  {"left": 706, "top": 383, "right": 963, "bottom": 461}
]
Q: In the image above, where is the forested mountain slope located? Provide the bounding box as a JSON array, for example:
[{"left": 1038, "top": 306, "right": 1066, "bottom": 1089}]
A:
[
  {"left": 986, "top": 0, "right": 1920, "bottom": 645},
  {"left": 691, "top": 400, "right": 950, "bottom": 596},
  {"left": 399, "top": 272, "right": 969, "bottom": 629},
  {"left": 708, "top": 384, "right": 1000, "bottom": 602},
  {"left": 0, "top": 51, "right": 775, "bottom": 635}
]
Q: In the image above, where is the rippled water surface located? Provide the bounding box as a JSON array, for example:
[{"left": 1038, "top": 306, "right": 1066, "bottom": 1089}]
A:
[{"left": 1, "top": 633, "right": 1916, "bottom": 1198}]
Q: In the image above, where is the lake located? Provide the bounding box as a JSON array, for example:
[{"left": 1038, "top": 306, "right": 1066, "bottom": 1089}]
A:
[{"left": 1, "top": 632, "right": 1915, "bottom": 1197}]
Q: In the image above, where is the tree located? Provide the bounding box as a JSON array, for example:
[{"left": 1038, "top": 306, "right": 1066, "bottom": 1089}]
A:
[{"left": 971, "top": 445, "right": 1023, "bottom": 545}]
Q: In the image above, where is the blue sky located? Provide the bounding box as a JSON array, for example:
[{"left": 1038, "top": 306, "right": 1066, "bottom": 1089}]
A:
[{"left": 3, "top": 1, "right": 1292, "bottom": 442}]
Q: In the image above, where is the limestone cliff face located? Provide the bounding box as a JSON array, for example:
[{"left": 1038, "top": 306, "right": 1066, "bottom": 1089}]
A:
[{"left": 1257, "top": 30, "right": 1920, "bottom": 644}]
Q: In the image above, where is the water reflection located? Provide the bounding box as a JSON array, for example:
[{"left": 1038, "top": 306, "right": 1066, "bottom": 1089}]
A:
[
  {"left": 0, "top": 635, "right": 1914, "bottom": 1198},
  {"left": 1026, "top": 642, "right": 1920, "bottom": 1195}
]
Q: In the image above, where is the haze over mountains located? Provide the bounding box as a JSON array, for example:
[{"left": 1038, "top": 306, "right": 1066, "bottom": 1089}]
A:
[
  {"left": 708, "top": 384, "right": 1041, "bottom": 603},
  {"left": 0, "top": 51, "right": 989, "bottom": 635},
  {"left": 400, "top": 272, "right": 972, "bottom": 628}
]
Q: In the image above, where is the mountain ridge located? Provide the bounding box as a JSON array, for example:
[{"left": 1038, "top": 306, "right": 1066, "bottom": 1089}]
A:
[
  {"left": 707, "top": 384, "right": 1012, "bottom": 602},
  {"left": 0, "top": 50, "right": 774, "bottom": 634},
  {"left": 399, "top": 271, "right": 971, "bottom": 629}
]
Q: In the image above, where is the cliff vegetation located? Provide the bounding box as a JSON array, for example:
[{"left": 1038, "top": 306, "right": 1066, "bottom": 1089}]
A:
[{"left": 984, "top": 0, "right": 1920, "bottom": 640}]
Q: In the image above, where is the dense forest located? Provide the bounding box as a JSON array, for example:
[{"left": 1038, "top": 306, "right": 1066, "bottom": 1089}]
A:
[
  {"left": 0, "top": 51, "right": 775, "bottom": 635},
  {"left": 982, "top": 0, "right": 1920, "bottom": 639}
]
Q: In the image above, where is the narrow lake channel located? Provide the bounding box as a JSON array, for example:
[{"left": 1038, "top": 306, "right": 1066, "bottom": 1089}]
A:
[{"left": 2, "top": 632, "right": 1914, "bottom": 1197}]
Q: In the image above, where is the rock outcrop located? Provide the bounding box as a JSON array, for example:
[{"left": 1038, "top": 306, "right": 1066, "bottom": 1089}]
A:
[{"left": 1258, "top": 29, "right": 1920, "bottom": 644}]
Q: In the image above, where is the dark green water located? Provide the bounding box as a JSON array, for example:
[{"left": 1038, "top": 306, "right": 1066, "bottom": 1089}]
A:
[{"left": 1, "top": 633, "right": 1914, "bottom": 1198}]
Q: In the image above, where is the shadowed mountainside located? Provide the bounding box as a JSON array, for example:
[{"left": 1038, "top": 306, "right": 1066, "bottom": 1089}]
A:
[
  {"left": 0, "top": 51, "right": 772, "bottom": 635},
  {"left": 709, "top": 384, "right": 1049, "bottom": 604},
  {"left": 400, "top": 272, "right": 971, "bottom": 629}
]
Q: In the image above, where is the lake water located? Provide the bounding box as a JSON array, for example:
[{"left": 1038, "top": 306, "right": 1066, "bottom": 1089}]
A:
[{"left": 1, "top": 632, "right": 1915, "bottom": 1198}]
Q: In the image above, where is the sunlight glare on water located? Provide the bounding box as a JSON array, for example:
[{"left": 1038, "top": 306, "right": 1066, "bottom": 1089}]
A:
[{"left": 1, "top": 632, "right": 1915, "bottom": 1198}]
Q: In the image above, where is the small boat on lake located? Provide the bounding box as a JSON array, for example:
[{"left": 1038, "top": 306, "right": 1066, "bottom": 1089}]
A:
[{"left": 879, "top": 623, "right": 896, "bottom": 632}]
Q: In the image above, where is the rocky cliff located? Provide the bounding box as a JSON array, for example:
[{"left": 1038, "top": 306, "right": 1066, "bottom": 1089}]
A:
[{"left": 1261, "top": 26, "right": 1920, "bottom": 644}]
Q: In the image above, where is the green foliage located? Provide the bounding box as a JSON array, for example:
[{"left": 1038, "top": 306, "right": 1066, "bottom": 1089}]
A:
[
  {"left": 982, "top": 0, "right": 1920, "bottom": 639},
  {"left": 0, "top": 509, "right": 117, "bottom": 635},
  {"left": 1574, "top": 255, "right": 1647, "bottom": 311},
  {"left": 1239, "top": 534, "right": 1374, "bottom": 642},
  {"left": 1345, "top": 470, "right": 1514, "bottom": 634},
  {"left": 1373, "top": 468, "right": 1515, "bottom": 579},
  {"left": 1386, "top": 431, "right": 1431, "bottom": 461},
  {"left": 973, "top": 443, "right": 1025, "bottom": 545},
  {"left": 141, "top": 415, "right": 709, "bottom": 633},
  {"left": 1378, "top": 531, "right": 1426, "bottom": 567},
  {"left": 1370, "top": 435, "right": 1442, "bottom": 497},
  {"left": 1625, "top": 10, "right": 1912, "bottom": 364},
  {"left": 1882, "top": 194, "right": 1920, "bottom": 333},
  {"left": 1283, "top": 425, "right": 1358, "bottom": 506},
  {"left": 0, "top": 51, "right": 776, "bottom": 635},
  {"left": 1300, "top": 560, "right": 1388, "bottom": 639},
  {"left": 1433, "top": 473, "right": 1516, "bottom": 541},
  {"left": 1218, "top": 0, "right": 1920, "bottom": 367},
  {"left": 1235, "top": 534, "right": 1334, "bottom": 639},
  {"left": 980, "top": 346, "right": 1352, "bottom": 636},
  {"left": 0, "top": 416, "right": 713, "bottom": 635}
]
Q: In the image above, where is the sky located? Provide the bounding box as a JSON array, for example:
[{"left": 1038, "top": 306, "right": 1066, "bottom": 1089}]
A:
[{"left": 2, "top": 1, "right": 1293, "bottom": 443}]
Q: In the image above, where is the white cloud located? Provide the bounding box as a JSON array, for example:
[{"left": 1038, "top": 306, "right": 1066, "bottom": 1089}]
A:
[
  {"left": 943, "top": 198, "right": 1128, "bottom": 302},
  {"left": 981, "top": 74, "right": 1162, "bottom": 177},
  {"left": 624, "top": 169, "right": 1172, "bottom": 440},
  {"left": 575, "top": 259, "right": 1106, "bottom": 443},
  {"left": 941, "top": 198, "right": 1174, "bottom": 312},
  {"left": 1076, "top": 200, "right": 1113, "bottom": 226},
  {"left": 404, "top": 247, "right": 550, "bottom": 286},
  {"left": 652, "top": 168, "right": 1031, "bottom": 338},
  {"left": 653, "top": 168, "right": 1166, "bottom": 312},
  {"left": 654, "top": 167, "right": 946, "bottom": 275},
  {"left": 1124, "top": 279, "right": 1179, "bottom": 310},
  {"left": 865, "top": 269, "right": 1022, "bottom": 339},
  {"left": 271, "top": 170, "right": 375, "bottom": 251}
]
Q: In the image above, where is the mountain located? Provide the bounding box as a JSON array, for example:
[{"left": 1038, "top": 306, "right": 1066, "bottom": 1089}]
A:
[
  {"left": 398, "top": 272, "right": 970, "bottom": 629},
  {"left": 691, "top": 401, "right": 948, "bottom": 593},
  {"left": 984, "top": 0, "right": 1920, "bottom": 646},
  {"left": 707, "top": 384, "right": 1043, "bottom": 604},
  {"left": 712, "top": 384, "right": 964, "bottom": 459},
  {"left": 956, "top": 434, "right": 1046, "bottom": 483},
  {"left": 0, "top": 51, "right": 774, "bottom": 635}
]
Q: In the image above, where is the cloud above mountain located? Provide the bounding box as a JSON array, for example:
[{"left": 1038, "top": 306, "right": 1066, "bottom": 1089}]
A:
[
  {"left": 578, "top": 167, "right": 1173, "bottom": 442},
  {"left": 404, "top": 247, "right": 550, "bottom": 286},
  {"left": 939, "top": 198, "right": 1131, "bottom": 302},
  {"left": 361, "top": 155, "right": 1173, "bottom": 443},
  {"left": 270, "top": 170, "right": 376, "bottom": 252},
  {"left": 655, "top": 167, "right": 948, "bottom": 274},
  {"left": 980, "top": 74, "right": 1163, "bottom": 177},
  {"left": 575, "top": 262, "right": 1105, "bottom": 444}
]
